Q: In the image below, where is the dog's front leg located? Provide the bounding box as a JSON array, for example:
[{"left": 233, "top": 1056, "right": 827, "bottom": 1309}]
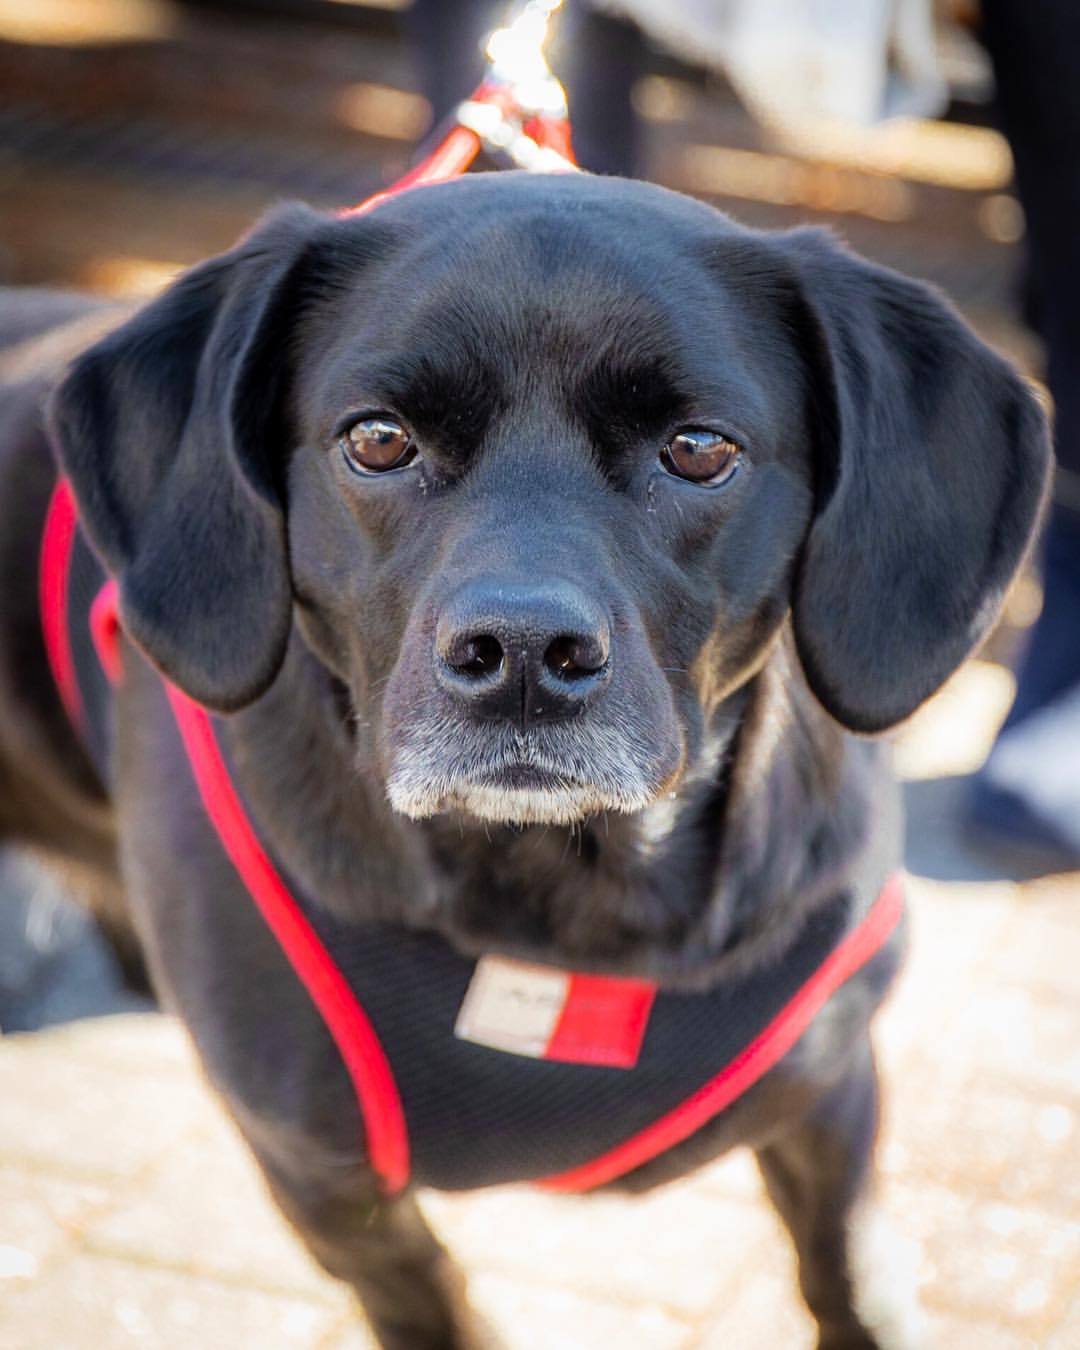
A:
[
  {"left": 256, "top": 1156, "right": 497, "bottom": 1350},
  {"left": 754, "top": 1043, "right": 922, "bottom": 1350}
]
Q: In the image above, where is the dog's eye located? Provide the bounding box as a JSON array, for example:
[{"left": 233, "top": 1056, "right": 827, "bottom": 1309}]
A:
[
  {"left": 340, "top": 416, "right": 418, "bottom": 474},
  {"left": 660, "top": 429, "right": 741, "bottom": 485}
]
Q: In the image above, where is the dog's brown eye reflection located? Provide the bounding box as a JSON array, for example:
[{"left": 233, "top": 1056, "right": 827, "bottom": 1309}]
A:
[
  {"left": 661, "top": 429, "right": 741, "bottom": 485},
  {"left": 341, "top": 417, "right": 418, "bottom": 474}
]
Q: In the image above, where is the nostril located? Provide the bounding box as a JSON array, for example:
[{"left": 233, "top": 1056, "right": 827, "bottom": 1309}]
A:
[
  {"left": 544, "top": 633, "right": 608, "bottom": 682},
  {"left": 448, "top": 633, "right": 504, "bottom": 681}
]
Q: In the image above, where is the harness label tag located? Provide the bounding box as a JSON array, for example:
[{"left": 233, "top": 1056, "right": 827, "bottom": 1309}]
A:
[{"left": 455, "top": 956, "right": 656, "bottom": 1069}]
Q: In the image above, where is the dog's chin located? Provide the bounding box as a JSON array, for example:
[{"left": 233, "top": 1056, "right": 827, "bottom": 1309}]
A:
[
  {"left": 382, "top": 706, "right": 683, "bottom": 827},
  {"left": 387, "top": 772, "right": 655, "bottom": 827}
]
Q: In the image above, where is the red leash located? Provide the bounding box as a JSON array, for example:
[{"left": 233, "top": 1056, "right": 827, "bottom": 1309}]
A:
[
  {"left": 343, "top": 83, "right": 576, "bottom": 220},
  {"left": 341, "top": 5, "right": 578, "bottom": 219}
]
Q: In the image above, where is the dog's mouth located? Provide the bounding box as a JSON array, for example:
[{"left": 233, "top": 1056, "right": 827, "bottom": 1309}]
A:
[
  {"left": 383, "top": 725, "right": 668, "bottom": 827},
  {"left": 380, "top": 641, "right": 686, "bottom": 827},
  {"left": 439, "top": 761, "right": 612, "bottom": 826},
  {"left": 475, "top": 763, "right": 581, "bottom": 791},
  {"left": 391, "top": 761, "right": 652, "bottom": 827}
]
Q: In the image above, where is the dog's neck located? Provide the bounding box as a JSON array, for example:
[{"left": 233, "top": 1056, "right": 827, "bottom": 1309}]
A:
[{"left": 223, "top": 629, "right": 883, "bottom": 989}]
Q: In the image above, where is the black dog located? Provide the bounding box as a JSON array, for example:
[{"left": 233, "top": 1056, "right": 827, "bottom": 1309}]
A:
[{"left": 0, "top": 173, "right": 1050, "bottom": 1347}]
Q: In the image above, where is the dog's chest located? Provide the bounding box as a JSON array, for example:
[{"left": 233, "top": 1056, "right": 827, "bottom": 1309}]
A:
[
  {"left": 283, "top": 882, "right": 865, "bottom": 1191},
  {"left": 46, "top": 492, "right": 901, "bottom": 1196}
]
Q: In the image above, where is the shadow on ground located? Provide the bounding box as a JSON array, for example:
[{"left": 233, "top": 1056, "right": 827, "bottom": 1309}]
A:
[
  {"left": 0, "top": 850, "right": 152, "bottom": 1033},
  {"left": 904, "top": 773, "right": 1076, "bottom": 884}
]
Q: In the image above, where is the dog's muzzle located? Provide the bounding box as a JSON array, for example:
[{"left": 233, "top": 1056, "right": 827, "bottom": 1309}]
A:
[{"left": 379, "top": 572, "right": 685, "bottom": 826}]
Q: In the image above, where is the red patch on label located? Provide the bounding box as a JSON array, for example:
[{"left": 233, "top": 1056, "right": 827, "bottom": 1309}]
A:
[
  {"left": 545, "top": 973, "right": 656, "bottom": 1069},
  {"left": 455, "top": 957, "right": 657, "bottom": 1069}
]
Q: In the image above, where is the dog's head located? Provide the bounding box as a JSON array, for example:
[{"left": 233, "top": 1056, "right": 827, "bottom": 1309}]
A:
[{"left": 49, "top": 174, "right": 1050, "bottom": 827}]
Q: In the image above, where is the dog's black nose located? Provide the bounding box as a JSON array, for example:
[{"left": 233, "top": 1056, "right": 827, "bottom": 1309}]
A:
[{"left": 435, "top": 578, "right": 611, "bottom": 724}]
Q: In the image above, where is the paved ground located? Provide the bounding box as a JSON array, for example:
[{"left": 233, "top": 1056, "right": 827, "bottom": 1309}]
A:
[{"left": 1, "top": 658, "right": 1078, "bottom": 1349}]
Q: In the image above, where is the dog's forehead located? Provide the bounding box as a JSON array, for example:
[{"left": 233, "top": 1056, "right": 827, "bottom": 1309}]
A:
[
  {"left": 299, "top": 175, "right": 801, "bottom": 445},
  {"left": 372, "top": 170, "right": 729, "bottom": 241},
  {"left": 391, "top": 233, "right": 681, "bottom": 366},
  {"left": 328, "top": 177, "right": 784, "bottom": 363},
  {"left": 368, "top": 173, "right": 744, "bottom": 308}
]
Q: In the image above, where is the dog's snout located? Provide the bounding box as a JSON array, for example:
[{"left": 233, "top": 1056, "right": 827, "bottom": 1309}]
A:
[{"left": 435, "top": 578, "right": 611, "bottom": 723}]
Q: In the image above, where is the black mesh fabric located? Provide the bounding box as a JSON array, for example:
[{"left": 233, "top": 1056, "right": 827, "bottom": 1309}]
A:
[{"left": 292, "top": 894, "right": 854, "bottom": 1190}]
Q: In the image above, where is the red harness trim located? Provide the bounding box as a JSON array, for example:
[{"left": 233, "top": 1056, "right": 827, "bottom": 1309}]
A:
[
  {"left": 39, "top": 477, "right": 84, "bottom": 734},
  {"left": 166, "top": 661, "right": 900, "bottom": 1192},
  {"left": 39, "top": 478, "right": 902, "bottom": 1195},
  {"left": 38, "top": 482, "right": 411, "bottom": 1193},
  {"left": 538, "top": 872, "right": 904, "bottom": 1192},
  {"left": 168, "top": 679, "right": 901, "bottom": 1194},
  {"left": 167, "top": 686, "right": 411, "bottom": 1194},
  {"left": 90, "top": 577, "right": 122, "bottom": 684}
]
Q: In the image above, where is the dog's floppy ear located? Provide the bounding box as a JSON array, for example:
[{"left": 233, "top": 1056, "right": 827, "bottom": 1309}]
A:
[
  {"left": 48, "top": 203, "right": 327, "bottom": 711},
  {"left": 783, "top": 229, "right": 1051, "bottom": 733}
]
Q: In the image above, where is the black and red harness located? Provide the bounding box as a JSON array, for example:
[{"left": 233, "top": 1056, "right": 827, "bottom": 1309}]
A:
[
  {"left": 38, "top": 79, "right": 902, "bottom": 1197},
  {"left": 40, "top": 479, "right": 902, "bottom": 1196}
]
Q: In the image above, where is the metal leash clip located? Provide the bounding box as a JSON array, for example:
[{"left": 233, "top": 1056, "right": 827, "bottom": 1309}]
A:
[
  {"left": 455, "top": 0, "right": 576, "bottom": 171},
  {"left": 342, "top": 0, "right": 575, "bottom": 217}
]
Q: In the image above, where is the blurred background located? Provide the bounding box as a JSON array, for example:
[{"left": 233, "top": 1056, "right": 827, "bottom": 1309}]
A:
[
  {"left": 0, "top": 0, "right": 1035, "bottom": 339},
  {"left": 0, "top": 2, "right": 1078, "bottom": 1348}
]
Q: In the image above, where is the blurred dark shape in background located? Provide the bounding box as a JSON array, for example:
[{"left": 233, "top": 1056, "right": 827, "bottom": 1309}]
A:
[
  {"left": 0, "top": 0, "right": 1030, "bottom": 329},
  {"left": 968, "top": 0, "right": 1080, "bottom": 872}
]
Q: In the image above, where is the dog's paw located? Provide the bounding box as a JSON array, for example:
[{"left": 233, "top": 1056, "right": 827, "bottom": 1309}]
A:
[
  {"left": 848, "top": 1207, "right": 926, "bottom": 1350},
  {"left": 434, "top": 1256, "right": 510, "bottom": 1350},
  {"left": 458, "top": 1311, "right": 510, "bottom": 1350}
]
